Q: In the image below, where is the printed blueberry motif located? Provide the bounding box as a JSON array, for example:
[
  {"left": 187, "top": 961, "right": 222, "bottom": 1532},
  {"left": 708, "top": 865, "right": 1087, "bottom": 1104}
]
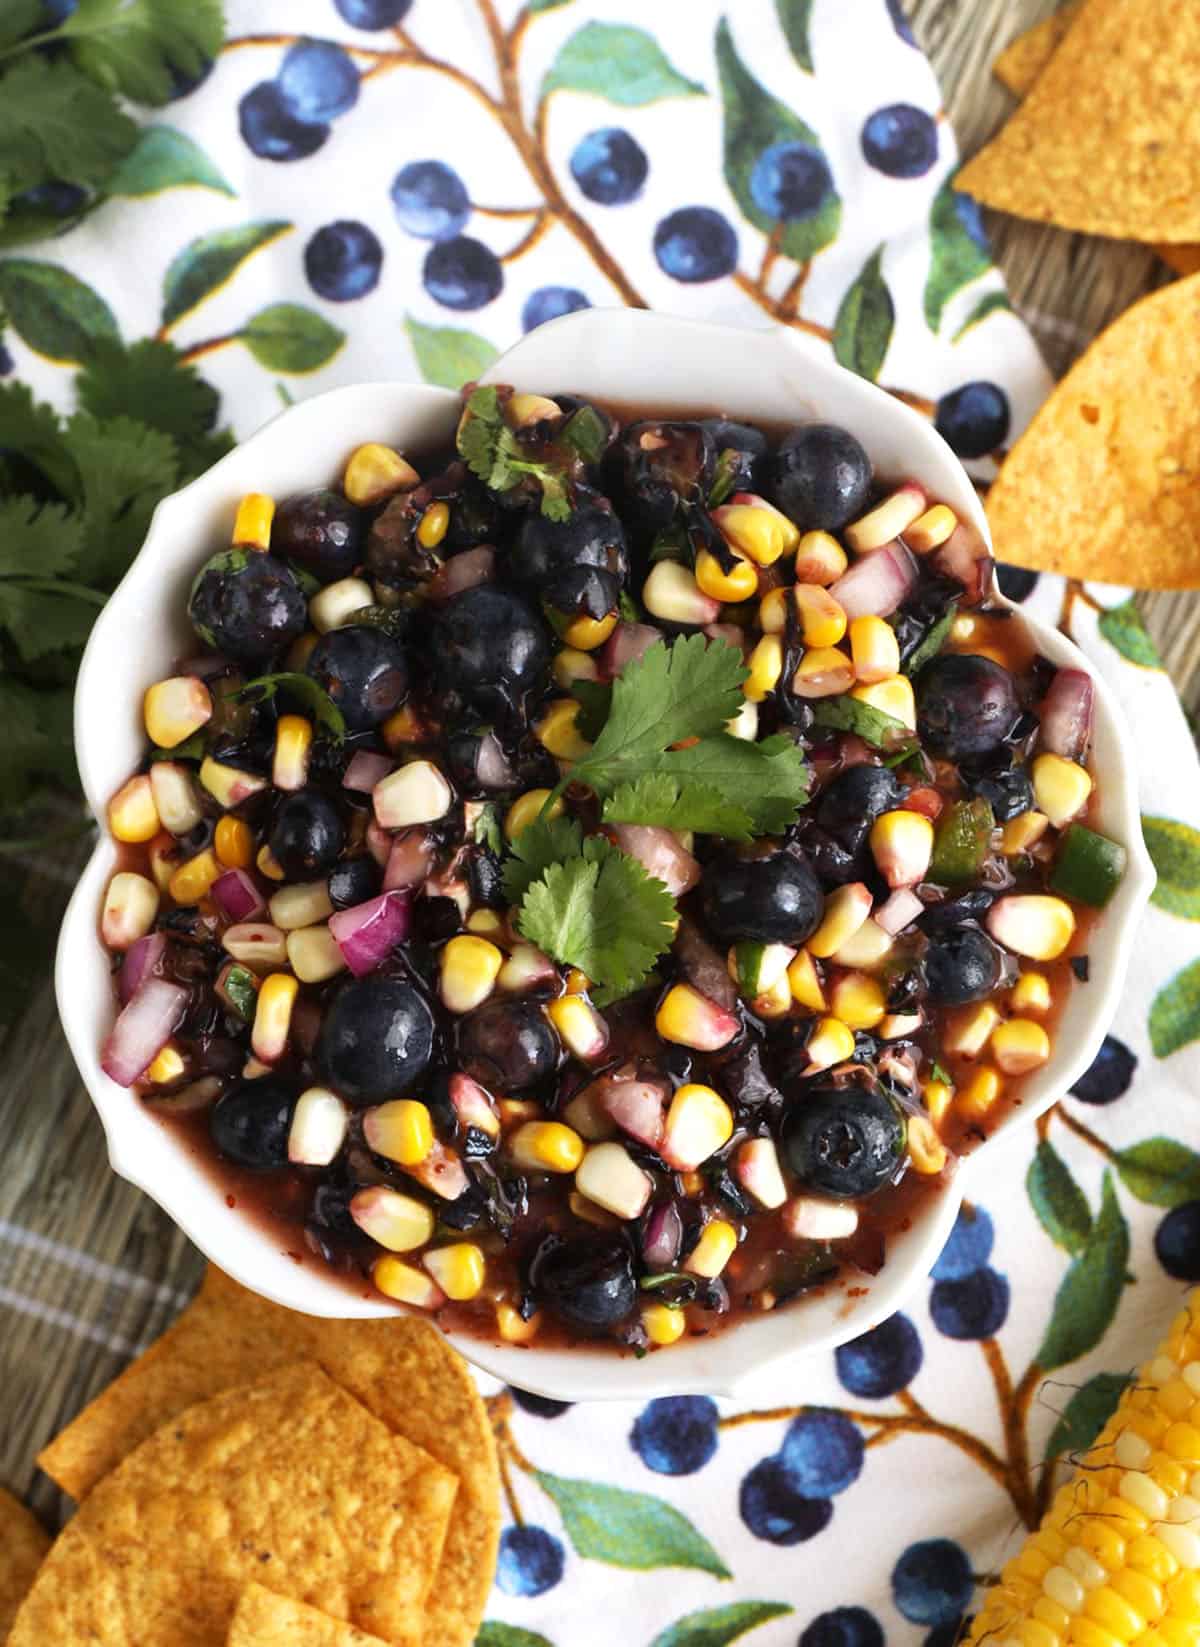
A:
[
  {"left": 630, "top": 1395, "right": 719, "bottom": 1476},
  {"left": 996, "top": 563, "right": 1040, "bottom": 603},
  {"left": 495, "top": 1525, "right": 566, "bottom": 1597},
  {"left": 238, "top": 82, "right": 330, "bottom": 163},
  {"left": 334, "top": 0, "right": 413, "bottom": 26},
  {"left": 799, "top": 1607, "right": 885, "bottom": 1647},
  {"left": 522, "top": 286, "right": 591, "bottom": 332},
  {"left": 278, "top": 38, "right": 360, "bottom": 123},
  {"left": 508, "top": 1387, "right": 573, "bottom": 1419},
  {"left": 750, "top": 141, "right": 834, "bottom": 222},
  {"left": 1069, "top": 1034, "right": 1137, "bottom": 1105},
  {"left": 166, "top": 56, "right": 214, "bottom": 102},
  {"left": 654, "top": 206, "right": 739, "bottom": 283},
  {"left": 41, "top": 0, "right": 77, "bottom": 20},
  {"left": 953, "top": 191, "right": 990, "bottom": 253},
  {"left": 931, "top": 1204, "right": 994, "bottom": 1282},
  {"left": 739, "top": 1457, "right": 833, "bottom": 1546},
  {"left": 391, "top": 160, "right": 471, "bottom": 242},
  {"left": 423, "top": 236, "right": 503, "bottom": 311},
  {"left": 11, "top": 181, "right": 89, "bottom": 217},
  {"left": 570, "top": 127, "right": 648, "bottom": 205},
  {"left": 779, "top": 1411, "right": 864, "bottom": 1496},
  {"left": 935, "top": 382, "right": 1010, "bottom": 460},
  {"left": 930, "top": 1267, "right": 1010, "bottom": 1340},
  {"left": 861, "top": 104, "right": 938, "bottom": 179},
  {"left": 0, "top": 342, "right": 13, "bottom": 377},
  {"left": 305, "top": 220, "right": 383, "bottom": 301},
  {"left": 835, "top": 1312, "right": 923, "bottom": 1398},
  {"left": 1155, "top": 1202, "right": 1200, "bottom": 1281},
  {"left": 893, "top": 1539, "right": 974, "bottom": 1627},
  {"left": 885, "top": 0, "right": 917, "bottom": 45}
]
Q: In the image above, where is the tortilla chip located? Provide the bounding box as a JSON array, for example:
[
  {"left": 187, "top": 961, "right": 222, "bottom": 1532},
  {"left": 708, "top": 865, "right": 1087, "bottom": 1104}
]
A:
[
  {"left": 961, "top": 0, "right": 1200, "bottom": 242},
  {"left": 12, "top": 1362, "right": 455, "bottom": 1647},
  {"left": 992, "top": 4, "right": 1080, "bottom": 97},
  {"left": 229, "top": 1583, "right": 391, "bottom": 1646},
  {"left": 987, "top": 274, "right": 1200, "bottom": 589},
  {"left": 0, "top": 1487, "right": 50, "bottom": 1637},
  {"left": 39, "top": 1268, "right": 499, "bottom": 1647}
]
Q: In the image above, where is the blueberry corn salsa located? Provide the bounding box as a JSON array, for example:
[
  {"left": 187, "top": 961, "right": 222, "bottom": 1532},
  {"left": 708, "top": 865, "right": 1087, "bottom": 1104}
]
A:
[{"left": 98, "top": 387, "right": 1127, "bottom": 1354}]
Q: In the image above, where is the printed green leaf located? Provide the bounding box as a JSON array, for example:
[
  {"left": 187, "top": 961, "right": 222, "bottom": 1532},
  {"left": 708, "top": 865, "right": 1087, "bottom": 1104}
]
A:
[
  {"left": 475, "top": 1627, "right": 554, "bottom": 1647},
  {"left": 1113, "top": 1138, "right": 1200, "bottom": 1207},
  {"left": 775, "top": 0, "right": 814, "bottom": 70},
  {"left": 924, "top": 179, "right": 991, "bottom": 332},
  {"left": 1027, "top": 1140, "right": 1092, "bottom": 1257},
  {"left": 161, "top": 219, "right": 291, "bottom": 330},
  {"left": 1143, "top": 816, "right": 1200, "bottom": 919},
  {"left": 951, "top": 289, "right": 1013, "bottom": 342},
  {"left": 534, "top": 1470, "right": 730, "bottom": 1576},
  {"left": 1149, "top": 957, "right": 1200, "bottom": 1058},
  {"left": 528, "top": 0, "right": 572, "bottom": 10},
  {"left": 1045, "top": 1371, "right": 1132, "bottom": 1462},
  {"left": 0, "top": 54, "right": 137, "bottom": 199},
  {"left": 650, "top": 1602, "right": 794, "bottom": 1647},
  {"left": 240, "top": 303, "right": 344, "bottom": 373},
  {"left": 1035, "top": 1173, "right": 1130, "bottom": 1372},
  {"left": 405, "top": 314, "right": 499, "bottom": 390},
  {"left": 0, "top": 259, "right": 119, "bottom": 363},
  {"left": 541, "top": 23, "right": 703, "bottom": 105},
  {"left": 1097, "top": 598, "right": 1163, "bottom": 669},
  {"left": 107, "top": 126, "right": 234, "bottom": 197},
  {"left": 715, "top": 19, "right": 841, "bottom": 263},
  {"left": 832, "top": 247, "right": 894, "bottom": 383}
]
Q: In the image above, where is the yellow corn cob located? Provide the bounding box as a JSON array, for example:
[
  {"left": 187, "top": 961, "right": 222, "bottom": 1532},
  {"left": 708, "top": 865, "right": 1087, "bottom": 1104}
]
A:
[{"left": 967, "top": 1295, "right": 1200, "bottom": 1647}]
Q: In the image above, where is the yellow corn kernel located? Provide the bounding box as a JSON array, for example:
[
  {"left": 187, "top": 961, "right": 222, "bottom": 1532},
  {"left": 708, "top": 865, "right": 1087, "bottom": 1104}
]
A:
[
  {"left": 380, "top": 702, "right": 431, "bottom": 751},
  {"left": 870, "top": 809, "right": 934, "bottom": 888},
  {"left": 1163, "top": 1421, "right": 1200, "bottom": 1462},
  {"left": 365, "top": 1099, "right": 434, "bottom": 1167},
  {"left": 714, "top": 500, "right": 799, "bottom": 565},
  {"left": 662, "top": 1084, "right": 734, "bottom": 1171},
  {"left": 686, "top": 1219, "right": 738, "bottom": 1279},
  {"left": 958, "top": 1066, "right": 1002, "bottom": 1119},
  {"left": 232, "top": 492, "right": 274, "bottom": 550},
  {"left": 565, "top": 968, "right": 591, "bottom": 996},
  {"left": 945, "top": 1001, "right": 1001, "bottom": 1058},
  {"left": 803, "top": 1015, "right": 857, "bottom": 1073},
  {"left": 564, "top": 610, "right": 618, "bottom": 650},
  {"left": 509, "top": 1121, "right": 585, "bottom": 1174},
  {"left": 343, "top": 442, "right": 419, "bottom": 506},
  {"left": 907, "top": 1114, "right": 947, "bottom": 1175},
  {"left": 553, "top": 647, "right": 599, "bottom": 688},
  {"left": 642, "top": 1302, "right": 686, "bottom": 1346},
  {"left": 108, "top": 774, "right": 161, "bottom": 844},
  {"left": 143, "top": 675, "right": 212, "bottom": 748},
  {"left": 423, "top": 1242, "right": 485, "bottom": 1302},
  {"left": 372, "top": 1256, "right": 444, "bottom": 1310},
  {"left": 846, "top": 484, "right": 926, "bottom": 553},
  {"left": 257, "top": 844, "right": 286, "bottom": 882},
  {"left": 505, "top": 789, "right": 562, "bottom": 842},
  {"left": 905, "top": 503, "right": 957, "bottom": 553},
  {"left": 794, "top": 584, "right": 848, "bottom": 648},
  {"left": 696, "top": 547, "right": 758, "bottom": 603},
  {"left": 496, "top": 1301, "right": 541, "bottom": 1343},
  {"left": 1032, "top": 753, "right": 1094, "bottom": 829},
  {"left": 1013, "top": 1622, "right": 1058, "bottom": 1647},
  {"left": 498, "top": 1098, "right": 542, "bottom": 1127},
  {"left": 794, "top": 530, "right": 848, "bottom": 586},
  {"left": 807, "top": 882, "right": 873, "bottom": 959},
  {"left": 507, "top": 392, "right": 561, "bottom": 428},
  {"left": 466, "top": 910, "right": 506, "bottom": 942},
  {"left": 851, "top": 674, "right": 916, "bottom": 730},
  {"left": 792, "top": 645, "right": 856, "bottom": 699},
  {"left": 199, "top": 756, "right": 267, "bottom": 810},
  {"left": 417, "top": 500, "right": 450, "bottom": 550},
  {"left": 758, "top": 587, "right": 789, "bottom": 634},
  {"left": 214, "top": 815, "right": 253, "bottom": 870},
  {"left": 744, "top": 634, "right": 784, "bottom": 702},
  {"left": 924, "top": 1079, "right": 953, "bottom": 1125},
  {"left": 879, "top": 1010, "right": 922, "bottom": 1040},
  {"left": 829, "top": 972, "right": 886, "bottom": 1030},
  {"left": 440, "top": 934, "right": 503, "bottom": 1014},
  {"left": 1070, "top": 1621, "right": 1126, "bottom": 1647},
  {"left": 849, "top": 615, "right": 900, "bottom": 684},
  {"left": 101, "top": 870, "right": 160, "bottom": 949},
  {"left": 146, "top": 1042, "right": 186, "bottom": 1085},
  {"left": 787, "top": 948, "right": 827, "bottom": 1012},
  {"left": 654, "top": 984, "right": 738, "bottom": 1052},
  {"left": 168, "top": 847, "right": 222, "bottom": 906},
  {"left": 546, "top": 994, "right": 609, "bottom": 1062},
  {"left": 251, "top": 972, "right": 299, "bottom": 1063},
  {"left": 992, "top": 1018, "right": 1051, "bottom": 1075},
  {"left": 1002, "top": 810, "right": 1051, "bottom": 855},
  {"left": 1084, "top": 1586, "right": 1146, "bottom": 1641},
  {"left": 535, "top": 699, "right": 592, "bottom": 762},
  {"left": 1012, "top": 972, "right": 1052, "bottom": 1014},
  {"left": 272, "top": 714, "right": 312, "bottom": 792}
]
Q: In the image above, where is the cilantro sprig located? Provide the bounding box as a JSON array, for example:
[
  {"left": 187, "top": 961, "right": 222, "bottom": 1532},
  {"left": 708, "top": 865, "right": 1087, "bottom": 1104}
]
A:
[
  {"left": 233, "top": 672, "right": 346, "bottom": 743},
  {"left": 457, "top": 385, "right": 572, "bottom": 521}
]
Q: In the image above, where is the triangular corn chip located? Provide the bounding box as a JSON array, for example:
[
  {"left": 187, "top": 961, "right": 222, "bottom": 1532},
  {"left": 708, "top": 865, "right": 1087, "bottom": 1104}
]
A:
[
  {"left": 0, "top": 1488, "right": 50, "bottom": 1638},
  {"left": 229, "top": 1583, "right": 391, "bottom": 1647}
]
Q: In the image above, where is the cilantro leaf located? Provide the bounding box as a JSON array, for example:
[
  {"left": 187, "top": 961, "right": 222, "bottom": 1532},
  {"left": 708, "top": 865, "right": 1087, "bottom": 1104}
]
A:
[
  {"left": 603, "top": 773, "right": 756, "bottom": 840},
  {"left": 59, "top": 411, "right": 178, "bottom": 585},
  {"left": 233, "top": 672, "right": 345, "bottom": 742},
  {"left": 502, "top": 814, "right": 583, "bottom": 907},
  {"left": 903, "top": 604, "right": 957, "bottom": 677},
  {"left": 0, "top": 381, "right": 80, "bottom": 497},
  {"left": 456, "top": 385, "right": 572, "bottom": 521},
  {"left": 0, "top": 2, "right": 46, "bottom": 51},
  {"left": 76, "top": 339, "right": 220, "bottom": 445},
  {"left": 561, "top": 404, "right": 608, "bottom": 465},
  {"left": 571, "top": 677, "right": 612, "bottom": 741},
  {"left": 0, "top": 55, "right": 137, "bottom": 202},
  {"left": 517, "top": 835, "right": 676, "bottom": 1004},
  {"left": 655, "top": 733, "right": 810, "bottom": 835},
  {"left": 811, "top": 694, "right": 915, "bottom": 752},
  {"left": 0, "top": 584, "right": 96, "bottom": 661},
  {"left": 0, "top": 496, "right": 84, "bottom": 578},
  {"left": 0, "top": 678, "right": 75, "bottom": 806},
  {"left": 60, "top": 0, "right": 224, "bottom": 107},
  {"left": 469, "top": 801, "right": 504, "bottom": 856}
]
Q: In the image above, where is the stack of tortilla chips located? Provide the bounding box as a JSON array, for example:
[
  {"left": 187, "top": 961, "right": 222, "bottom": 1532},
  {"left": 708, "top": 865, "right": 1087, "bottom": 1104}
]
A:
[{"left": 3, "top": 1268, "right": 500, "bottom": 1647}]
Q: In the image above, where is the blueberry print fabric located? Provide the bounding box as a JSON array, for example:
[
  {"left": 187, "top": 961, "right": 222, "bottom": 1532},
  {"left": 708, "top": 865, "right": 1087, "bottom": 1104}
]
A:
[{"left": 9, "top": 2, "right": 1200, "bottom": 1643}]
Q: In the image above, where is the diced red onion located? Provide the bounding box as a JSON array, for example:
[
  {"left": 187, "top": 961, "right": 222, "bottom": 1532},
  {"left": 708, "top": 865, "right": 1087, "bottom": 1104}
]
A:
[
  {"left": 212, "top": 868, "right": 266, "bottom": 924},
  {"left": 329, "top": 890, "right": 411, "bottom": 976},
  {"left": 876, "top": 888, "right": 924, "bottom": 936},
  {"left": 101, "top": 977, "right": 188, "bottom": 1087},
  {"left": 343, "top": 750, "right": 393, "bottom": 793},
  {"left": 599, "top": 622, "right": 663, "bottom": 680},
  {"left": 703, "top": 623, "right": 749, "bottom": 656},
  {"left": 932, "top": 524, "right": 993, "bottom": 606},
  {"left": 476, "top": 731, "right": 516, "bottom": 790},
  {"left": 384, "top": 828, "right": 434, "bottom": 892},
  {"left": 828, "top": 540, "right": 917, "bottom": 619},
  {"left": 838, "top": 735, "right": 874, "bottom": 770},
  {"left": 366, "top": 817, "right": 392, "bottom": 868},
  {"left": 118, "top": 931, "right": 167, "bottom": 1005},
  {"left": 673, "top": 915, "right": 739, "bottom": 1011},
  {"left": 607, "top": 824, "right": 700, "bottom": 898},
  {"left": 642, "top": 1200, "right": 683, "bottom": 1268},
  {"left": 596, "top": 1066, "right": 668, "bottom": 1148},
  {"left": 1039, "top": 668, "right": 1094, "bottom": 762},
  {"left": 430, "top": 545, "right": 495, "bottom": 600}
]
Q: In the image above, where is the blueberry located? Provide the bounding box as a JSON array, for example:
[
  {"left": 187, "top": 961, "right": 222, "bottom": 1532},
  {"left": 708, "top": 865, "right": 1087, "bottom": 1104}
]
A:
[
  {"left": 892, "top": 1538, "right": 974, "bottom": 1627},
  {"left": 509, "top": 1387, "right": 572, "bottom": 1419},
  {"left": 238, "top": 82, "right": 330, "bottom": 163},
  {"left": 930, "top": 1267, "right": 1010, "bottom": 1340},
  {"left": 431, "top": 586, "right": 551, "bottom": 714},
  {"left": 799, "top": 1607, "right": 885, "bottom": 1647},
  {"left": 569, "top": 127, "right": 648, "bottom": 205},
  {"left": 739, "top": 1458, "right": 833, "bottom": 1546},
  {"left": 1069, "top": 1034, "right": 1137, "bottom": 1105},
  {"left": 423, "top": 236, "right": 503, "bottom": 310},
  {"left": 653, "top": 207, "right": 739, "bottom": 283},
  {"left": 391, "top": 160, "right": 470, "bottom": 241},
  {"left": 931, "top": 1204, "right": 994, "bottom": 1281},
  {"left": 495, "top": 1525, "right": 565, "bottom": 1597},
  {"left": 782, "top": 1085, "right": 906, "bottom": 1200},
  {"left": 861, "top": 104, "right": 938, "bottom": 178},
  {"left": 702, "top": 850, "right": 824, "bottom": 946},
  {"left": 616, "top": 420, "right": 716, "bottom": 534},
  {"left": 935, "top": 382, "right": 1011, "bottom": 460},
  {"left": 278, "top": 38, "right": 359, "bottom": 122},
  {"left": 328, "top": 854, "right": 382, "bottom": 910},
  {"left": 1155, "top": 1202, "right": 1200, "bottom": 1281},
  {"left": 275, "top": 488, "right": 366, "bottom": 582},
  {"left": 816, "top": 765, "right": 903, "bottom": 856},
  {"left": 317, "top": 976, "right": 435, "bottom": 1106},
  {"left": 521, "top": 286, "right": 591, "bottom": 332},
  {"left": 835, "top": 1312, "right": 923, "bottom": 1398},
  {"left": 458, "top": 998, "right": 561, "bottom": 1091},
  {"left": 306, "top": 625, "right": 408, "bottom": 731},
  {"left": 189, "top": 550, "right": 307, "bottom": 663},
  {"left": 996, "top": 562, "right": 1039, "bottom": 603},
  {"left": 530, "top": 1232, "right": 637, "bottom": 1333},
  {"left": 886, "top": 0, "right": 917, "bottom": 44},
  {"left": 335, "top": 0, "right": 412, "bottom": 25},
  {"left": 630, "top": 1396, "right": 719, "bottom": 1476},
  {"left": 779, "top": 1410, "right": 864, "bottom": 1496},
  {"left": 210, "top": 1077, "right": 296, "bottom": 1171},
  {"left": 750, "top": 141, "right": 834, "bottom": 221},
  {"left": 924, "top": 925, "right": 1004, "bottom": 1007},
  {"left": 509, "top": 501, "right": 628, "bottom": 590},
  {"left": 304, "top": 220, "right": 383, "bottom": 301},
  {"left": 765, "top": 423, "right": 873, "bottom": 532},
  {"left": 917, "top": 654, "right": 1019, "bottom": 760},
  {"left": 269, "top": 789, "right": 345, "bottom": 879}
]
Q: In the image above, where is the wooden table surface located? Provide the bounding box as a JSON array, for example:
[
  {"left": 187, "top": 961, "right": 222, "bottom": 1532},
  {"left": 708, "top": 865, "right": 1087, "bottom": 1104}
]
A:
[{"left": 2, "top": 0, "right": 1196, "bottom": 1530}]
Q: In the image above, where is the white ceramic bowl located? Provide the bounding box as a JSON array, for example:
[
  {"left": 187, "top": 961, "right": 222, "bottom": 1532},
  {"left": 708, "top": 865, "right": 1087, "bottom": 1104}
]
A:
[{"left": 56, "top": 310, "right": 1155, "bottom": 1400}]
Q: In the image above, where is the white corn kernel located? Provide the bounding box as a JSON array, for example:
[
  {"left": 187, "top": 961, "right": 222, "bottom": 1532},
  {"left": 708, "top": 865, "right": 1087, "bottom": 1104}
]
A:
[
  {"left": 987, "top": 895, "right": 1076, "bottom": 961},
  {"left": 143, "top": 675, "right": 212, "bottom": 749},
  {"left": 945, "top": 1002, "right": 1001, "bottom": 1058},
  {"left": 563, "top": 1087, "right": 618, "bottom": 1143},
  {"left": 354, "top": 1187, "right": 435, "bottom": 1251},
  {"left": 1114, "top": 1430, "right": 1153, "bottom": 1470},
  {"left": 285, "top": 924, "right": 346, "bottom": 984},
  {"left": 1043, "top": 1566, "right": 1085, "bottom": 1614},
  {"left": 830, "top": 917, "right": 893, "bottom": 970},
  {"left": 845, "top": 483, "right": 925, "bottom": 552},
  {"left": 1064, "top": 1548, "right": 1107, "bottom": 1591},
  {"left": 729, "top": 941, "right": 795, "bottom": 998},
  {"left": 575, "top": 1141, "right": 653, "bottom": 1220},
  {"left": 309, "top": 576, "right": 374, "bottom": 633},
  {"left": 802, "top": 1016, "right": 857, "bottom": 1074},
  {"left": 734, "top": 1138, "right": 787, "bottom": 1209},
  {"left": 149, "top": 761, "right": 204, "bottom": 837},
  {"left": 1157, "top": 1521, "right": 1200, "bottom": 1570},
  {"left": 423, "top": 1242, "right": 486, "bottom": 1301},
  {"left": 374, "top": 760, "right": 453, "bottom": 828},
  {"left": 199, "top": 756, "right": 267, "bottom": 810},
  {"left": 727, "top": 696, "right": 759, "bottom": 741},
  {"left": 268, "top": 880, "right": 334, "bottom": 931},
  {"left": 440, "top": 934, "right": 503, "bottom": 1014},
  {"left": 288, "top": 1086, "right": 348, "bottom": 1166},
  {"left": 642, "top": 560, "right": 721, "bottom": 627},
  {"left": 782, "top": 1197, "right": 859, "bottom": 1241},
  {"left": 807, "top": 881, "right": 872, "bottom": 959},
  {"left": 1119, "top": 1470, "right": 1169, "bottom": 1520},
  {"left": 101, "top": 872, "right": 159, "bottom": 950},
  {"left": 1032, "top": 752, "right": 1094, "bottom": 828},
  {"left": 660, "top": 1083, "right": 733, "bottom": 1171},
  {"left": 870, "top": 809, "right": 934, "bottom": 888},
  {"left": 879, "top": 1010, "right": 922, "bottom": 1040},
  {"left": 497, "top": 943, "right": 558, "bottom": 995},
  {"left": 546, "top": 995, "right": 609, "bottom": 1063},
  {"left": 223, "top": 922, "right": 288, "bottom": 969}
]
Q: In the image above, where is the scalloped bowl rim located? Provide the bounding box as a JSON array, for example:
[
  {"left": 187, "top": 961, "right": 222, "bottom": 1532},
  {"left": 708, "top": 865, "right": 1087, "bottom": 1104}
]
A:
[{"left": 55, "top": 310, "right": 1154, "bottom": 1401}]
